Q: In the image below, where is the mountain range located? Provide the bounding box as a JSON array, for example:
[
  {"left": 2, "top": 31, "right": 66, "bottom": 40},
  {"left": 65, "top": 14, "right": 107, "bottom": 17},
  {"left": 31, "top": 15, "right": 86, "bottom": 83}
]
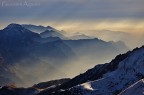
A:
[{"left": 0, "top": 23, "right": 129, "bottom": 88}]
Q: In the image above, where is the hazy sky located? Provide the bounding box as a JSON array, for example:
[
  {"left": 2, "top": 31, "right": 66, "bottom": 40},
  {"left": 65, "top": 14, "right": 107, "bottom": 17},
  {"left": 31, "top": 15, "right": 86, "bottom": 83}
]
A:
[{"left": 0, "top": 0, "right": 144, "bottom": 48}]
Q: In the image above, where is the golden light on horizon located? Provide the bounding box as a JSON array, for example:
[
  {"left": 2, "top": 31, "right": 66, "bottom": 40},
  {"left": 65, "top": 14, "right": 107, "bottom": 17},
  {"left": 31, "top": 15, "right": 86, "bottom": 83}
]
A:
[
  {"left": 1, "top": 19, "right": 144, "bottom": 34},
  {"left": 50, "top": 20, "right": 144, "bottom": 34}
]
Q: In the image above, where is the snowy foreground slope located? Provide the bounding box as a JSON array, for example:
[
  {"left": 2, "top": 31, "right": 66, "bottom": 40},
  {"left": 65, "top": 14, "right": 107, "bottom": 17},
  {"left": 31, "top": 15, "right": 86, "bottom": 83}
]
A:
[
  {"left": 119, "top": 79, "right": 144, "bottom": 95},
  {"left": 48, "top": 46, "right": 144, "bottom": 95}
]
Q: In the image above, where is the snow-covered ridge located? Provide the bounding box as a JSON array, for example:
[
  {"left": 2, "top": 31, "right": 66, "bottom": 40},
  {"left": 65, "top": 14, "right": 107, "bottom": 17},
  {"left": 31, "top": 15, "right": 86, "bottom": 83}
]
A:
[
  {"left": 48, "top": 46, "right": 144, "bottom": 95},
  {"left": 76, "top": 46, "right": 144, "bottom": 95}
]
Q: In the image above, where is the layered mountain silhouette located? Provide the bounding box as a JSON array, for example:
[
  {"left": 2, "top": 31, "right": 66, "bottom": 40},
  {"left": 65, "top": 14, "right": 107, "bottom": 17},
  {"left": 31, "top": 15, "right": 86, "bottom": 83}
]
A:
[
  {"left": 0, "top": 23, "right": 129, "bottom": 87},
  {"left": 22, "top": 24, "right": 66, "bottom": 39}
]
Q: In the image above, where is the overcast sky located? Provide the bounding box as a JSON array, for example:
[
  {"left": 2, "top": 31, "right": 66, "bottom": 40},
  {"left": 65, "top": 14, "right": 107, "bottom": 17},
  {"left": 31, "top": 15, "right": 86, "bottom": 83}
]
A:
[{"left": 0, "top": 0, "right": 144, "bottom": 48}]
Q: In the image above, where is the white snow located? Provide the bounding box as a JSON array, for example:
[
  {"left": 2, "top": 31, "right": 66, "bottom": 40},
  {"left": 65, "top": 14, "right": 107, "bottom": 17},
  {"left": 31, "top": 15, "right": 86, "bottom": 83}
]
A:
[{"left": 82, "top": 82, "right": 94, "bottom": 91}]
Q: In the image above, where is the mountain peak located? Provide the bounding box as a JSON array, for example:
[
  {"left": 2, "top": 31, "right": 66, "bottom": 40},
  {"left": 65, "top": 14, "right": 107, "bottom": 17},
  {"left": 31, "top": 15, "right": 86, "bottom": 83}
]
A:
[
  {"left": 6, "top": 23, "right": 22, "bottom": 28},
  {"left": 47, "top": 26, "right": 54, "bottom": 29},
  {"left": 4, "top": 23, "right": 24, "bottom": 31},
  {"left": 46, "top": 26, "right": 57, "bottom": 31},
  {"left": 0, "top": 23, "right": 40, "bottom": 39}
]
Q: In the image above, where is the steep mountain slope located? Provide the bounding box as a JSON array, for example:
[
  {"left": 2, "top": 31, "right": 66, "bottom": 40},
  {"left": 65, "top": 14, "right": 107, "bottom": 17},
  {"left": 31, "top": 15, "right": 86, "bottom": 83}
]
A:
[
  {"left": 0, "top": 23, "right": 40, "bottom": 64},
  {"left": 119, "top": 79, "right": 144, "bottom": 95},
  {"left": 0, "top": 24, "right": 41, "bottom": 86},
  {"left": 46, "top": 46, "right": 144, "bottom": 95}
]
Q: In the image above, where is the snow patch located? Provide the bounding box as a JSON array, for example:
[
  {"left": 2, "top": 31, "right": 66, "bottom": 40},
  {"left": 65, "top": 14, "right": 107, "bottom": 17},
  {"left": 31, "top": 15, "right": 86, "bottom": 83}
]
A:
[{"left": 82, "top": 83, "right": 94, "bottom": 91}]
